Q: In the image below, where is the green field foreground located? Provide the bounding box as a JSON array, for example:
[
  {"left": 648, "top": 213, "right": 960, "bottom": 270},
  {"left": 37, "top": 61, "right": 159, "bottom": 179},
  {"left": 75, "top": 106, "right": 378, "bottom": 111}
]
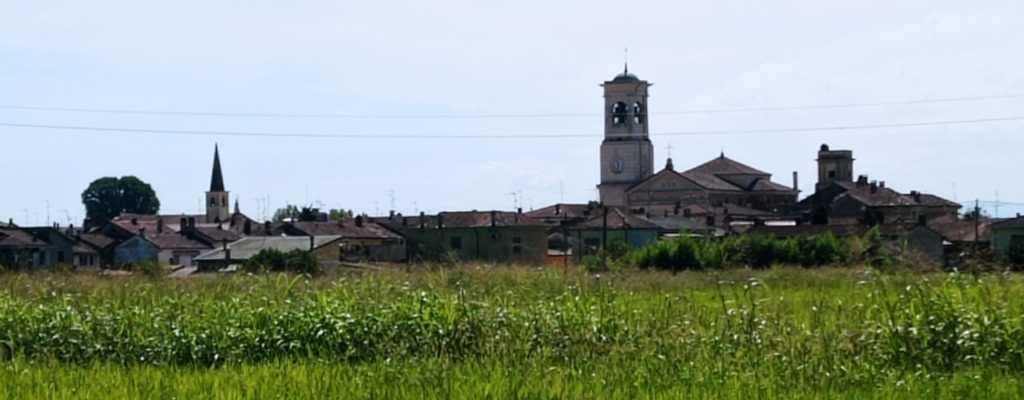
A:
[{"left": 2, "top": 267, "right": 1024, "bottom": 399}]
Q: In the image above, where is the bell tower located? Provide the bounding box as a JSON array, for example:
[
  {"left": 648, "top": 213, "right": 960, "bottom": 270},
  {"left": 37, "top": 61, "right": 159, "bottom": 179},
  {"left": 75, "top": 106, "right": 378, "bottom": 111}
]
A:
[
  {"left": 206, "top": 144, "right": 230, "bottom": 223},
  {"left": 597, "top": 64, "right": 654, "bottom": 207}
]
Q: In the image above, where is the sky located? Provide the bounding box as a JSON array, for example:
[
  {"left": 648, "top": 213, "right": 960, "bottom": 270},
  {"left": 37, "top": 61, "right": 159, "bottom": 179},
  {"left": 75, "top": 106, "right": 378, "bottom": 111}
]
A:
[{"left": 2, "top": 1, "right": 1024, "bottom": 226}]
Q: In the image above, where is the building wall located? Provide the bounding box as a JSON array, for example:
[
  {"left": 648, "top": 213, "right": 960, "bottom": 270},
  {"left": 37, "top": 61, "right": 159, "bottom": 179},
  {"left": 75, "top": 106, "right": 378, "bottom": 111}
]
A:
[
  {"left": 993, "top": 226, "right": 1024, "bottom": 262},
  {"left": 405, "top": 226, "right": 547, "bottom": 265},
  {"left": 570, "top": 228, "right": 661, "bottom": 262},
  {"left": 114, "top": 236, "right": 158, "bottom": 265}
]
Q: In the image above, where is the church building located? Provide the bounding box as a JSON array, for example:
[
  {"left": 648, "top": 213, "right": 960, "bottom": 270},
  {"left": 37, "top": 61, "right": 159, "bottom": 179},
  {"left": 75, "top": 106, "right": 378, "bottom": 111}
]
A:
[
  {"left": 206, "top": 144, "right": 230, "bottom": 223},
  {"left": 596, "top": 67, "right": 799, "bottom": 215}
]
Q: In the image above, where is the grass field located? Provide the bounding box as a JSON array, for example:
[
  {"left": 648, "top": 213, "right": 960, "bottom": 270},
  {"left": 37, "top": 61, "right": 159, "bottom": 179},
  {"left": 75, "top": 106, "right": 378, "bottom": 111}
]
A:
[{"left": 2, "top": 266, "right": 1024, "bottom": 398}]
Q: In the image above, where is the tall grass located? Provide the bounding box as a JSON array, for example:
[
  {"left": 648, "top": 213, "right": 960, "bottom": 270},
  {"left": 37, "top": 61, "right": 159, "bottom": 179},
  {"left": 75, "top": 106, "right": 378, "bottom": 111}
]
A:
[{"left": 1, "top": 267, "right": 1023, "bottom": 398}]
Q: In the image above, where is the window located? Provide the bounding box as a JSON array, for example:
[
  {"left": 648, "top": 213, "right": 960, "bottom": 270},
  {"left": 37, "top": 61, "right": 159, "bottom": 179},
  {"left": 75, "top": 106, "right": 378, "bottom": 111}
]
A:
[
  {"left": 512, "top": 237, "right": 522, "bottom": 253},
  {"left": 210, "top": 197, "right": 217, "bottom": 206},
  {"left": 450, "top": 237, "right": 462, "bottom": 250},
  {"left": 57, "top": 251, "right": 64, "bottom": 263},
  {"left": 828, "top": 171, "right": 836, "bottom": 179}
]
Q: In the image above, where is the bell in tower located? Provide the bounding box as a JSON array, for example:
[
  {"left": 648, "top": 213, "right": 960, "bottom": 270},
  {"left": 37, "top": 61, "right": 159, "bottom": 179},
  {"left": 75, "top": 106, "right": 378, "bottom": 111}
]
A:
[{"left": 597, "top": 64, "right": 655, "bottom": 207}]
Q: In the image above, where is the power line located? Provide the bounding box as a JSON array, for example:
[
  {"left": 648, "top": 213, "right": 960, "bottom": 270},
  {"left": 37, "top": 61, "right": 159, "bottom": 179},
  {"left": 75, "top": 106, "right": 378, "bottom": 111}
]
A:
[
  {"left": 2, "top": 93, "right": 1023, "bottom": 119},
  {"left": 2, "top": 115, "right": 1024, "bottom": 139}
]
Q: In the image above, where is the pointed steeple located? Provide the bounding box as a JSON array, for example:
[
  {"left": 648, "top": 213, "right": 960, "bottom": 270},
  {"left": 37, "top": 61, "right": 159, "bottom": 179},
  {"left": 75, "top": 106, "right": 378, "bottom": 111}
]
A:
[{"left": 210, "top": 144, "right": 225, "bottom": 192}]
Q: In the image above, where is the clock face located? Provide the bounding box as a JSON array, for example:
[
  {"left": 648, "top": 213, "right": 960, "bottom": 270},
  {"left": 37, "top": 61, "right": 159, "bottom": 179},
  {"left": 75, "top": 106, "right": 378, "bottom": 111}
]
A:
[{"left": 611, "top": 158, "right": 625, "bottom": 174}]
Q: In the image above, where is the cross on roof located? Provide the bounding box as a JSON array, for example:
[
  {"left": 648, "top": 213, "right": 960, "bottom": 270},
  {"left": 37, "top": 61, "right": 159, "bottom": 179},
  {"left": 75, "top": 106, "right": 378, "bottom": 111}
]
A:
[{"left": 665, "top": 143, "right": 673, "bottom": 159}]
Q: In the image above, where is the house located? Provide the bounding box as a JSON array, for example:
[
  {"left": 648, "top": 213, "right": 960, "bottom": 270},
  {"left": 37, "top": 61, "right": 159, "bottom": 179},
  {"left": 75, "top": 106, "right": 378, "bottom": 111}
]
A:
[
  {"left": 402, "top": 210, "right": 548, "bottom": 265},
  {"left": 991, "top": 215, "right": 1024, "bottom": 264},
  {"left": 270, "top": 216, "right": 406, "bottom": 262},
  {"left": 193, "top": 235, "right": 345, "bottom": 271},
  {"left": 799, "top": 144, "right": 960, "bottom": 225},
  {"left": 21, "top": 224, "right": 78, "bottom": 267},
  {"left": 565, "top": 207, "right": 661, "bottom": 262},
  {"left": 0, "top": 225, "right": 48, "bottom": 269}
]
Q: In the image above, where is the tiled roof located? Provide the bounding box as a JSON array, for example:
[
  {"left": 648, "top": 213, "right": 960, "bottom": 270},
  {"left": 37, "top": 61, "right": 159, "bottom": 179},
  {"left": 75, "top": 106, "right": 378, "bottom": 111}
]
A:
[
  {"left": 525, "top": 204, "right": 597, "bottom": 221},
  {"left": 929, "top": 215, "right": 1002, "bottom": 242},
  {"left": 683, "top": 154, "right": 770, "bottom": 177},
  {"left": 414, "top": 211, "right": 544, "bottom": 229},
  {"left": 146, "top": 233, "right": 212, "bottom": 250},
  {"left": 567, "top": 208, "right": 661, "bottom": 230},
  {"left": 286, "top": 219, "right": 403, "bottom": 239},
  {"left": 0, "top": 227, "right": 47, "bottom": 248},
  {"left": 79, "top": 232, "right": 118, "bottom": 249},
  {"left": 991, "top": 216, "right": 1024, "bottom": 230},
  {"left": 832, "top": 182, "right": 959, "bottom": 209},
  {"left": 195, "top": 236, "right": 342, "bottom": 261}
]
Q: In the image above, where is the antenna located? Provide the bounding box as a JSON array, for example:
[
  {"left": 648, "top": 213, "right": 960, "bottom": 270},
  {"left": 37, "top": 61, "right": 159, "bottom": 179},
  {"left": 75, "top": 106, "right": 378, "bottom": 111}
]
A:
[
  {"left": 58, "top": 209, "right": 71, "bottom": 225},
  {"left": 389, "top": 189, "right": 396, "bottom": 212},
  {"left": 995, "top": 190, "right": 1000, "bottom": 218},
  {"left": 44, "top": 200, "right": 50, "bottom": 226},
  {"left": 623, "top": 47, "right": 628, "bottom": 73},
  {"left": 508, "top": 192, "right": 518, "bottom": 210},
  {"left": 20, "top": 209, "right": 28, "bottom": 226}
]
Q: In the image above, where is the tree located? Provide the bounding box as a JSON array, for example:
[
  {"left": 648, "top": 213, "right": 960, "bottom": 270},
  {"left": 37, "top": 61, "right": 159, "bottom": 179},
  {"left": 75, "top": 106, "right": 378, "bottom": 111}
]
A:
[
  {"left": 272, "top": 204, "right": 301, "bottom": 222},
  {"left": 329, "top": 208, "right": 354, "bottom": 220},
  {"left": 81, "top": 176, "right": 160, "bottom": 227}
]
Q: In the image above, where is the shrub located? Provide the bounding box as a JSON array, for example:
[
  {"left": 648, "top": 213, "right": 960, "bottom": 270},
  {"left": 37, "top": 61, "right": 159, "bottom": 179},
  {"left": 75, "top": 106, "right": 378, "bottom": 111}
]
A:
[{"left": 244, "top": 248, "right": 322, "bottom": 274}]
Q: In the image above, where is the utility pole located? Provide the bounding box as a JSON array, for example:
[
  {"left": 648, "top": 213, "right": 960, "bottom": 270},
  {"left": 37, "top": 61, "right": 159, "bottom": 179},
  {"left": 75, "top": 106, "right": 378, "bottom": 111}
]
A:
[{"left": 601, "top": 206, "right": 608, "bottom": 271}]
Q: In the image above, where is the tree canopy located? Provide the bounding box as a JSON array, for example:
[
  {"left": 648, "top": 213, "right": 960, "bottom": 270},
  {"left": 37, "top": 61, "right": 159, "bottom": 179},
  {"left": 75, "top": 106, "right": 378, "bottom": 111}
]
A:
[{"left": 81, "top": 176, "right": 160, "bottom": 227}]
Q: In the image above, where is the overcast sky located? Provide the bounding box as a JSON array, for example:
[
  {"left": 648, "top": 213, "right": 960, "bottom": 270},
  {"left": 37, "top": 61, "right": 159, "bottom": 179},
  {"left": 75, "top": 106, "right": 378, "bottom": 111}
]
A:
[{"left": 2, "top": 1, "right": 1023, "bottom": 225}]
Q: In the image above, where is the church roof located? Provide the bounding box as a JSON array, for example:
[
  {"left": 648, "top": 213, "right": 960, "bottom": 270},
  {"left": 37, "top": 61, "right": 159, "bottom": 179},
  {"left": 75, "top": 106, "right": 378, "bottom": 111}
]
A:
[
  {"left": 210, "top": 144, "right": 225, "bottom": 192},
  {"left": 607, "top": 63, "right": 643, "bottom": 83},
  {"left": 683, "top": 154, "right": 770, "bottom": 177}
]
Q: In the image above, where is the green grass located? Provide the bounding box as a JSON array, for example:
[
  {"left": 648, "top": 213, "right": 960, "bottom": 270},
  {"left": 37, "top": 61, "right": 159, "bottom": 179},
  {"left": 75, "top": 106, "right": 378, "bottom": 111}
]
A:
[{"left": 2, "top": 266, "right": 1024, "bottom": 398}]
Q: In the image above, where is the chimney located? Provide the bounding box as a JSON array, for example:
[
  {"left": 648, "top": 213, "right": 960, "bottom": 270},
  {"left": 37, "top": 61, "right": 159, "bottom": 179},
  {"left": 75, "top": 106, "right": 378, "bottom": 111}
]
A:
[
  {"left": 402, "top": 217, "right": 408, "bottom": 226},
  {"left": 879, "top": 181, "right": 885, "bottom": 189},
  {"left": 355, "top": 215, "right": 364, "bottom": 228},
  {"left": 912, "top": 191, "right": 921, "bottom": 203},
  {"left": 857, "top": 175, "right": 869, "bottom": 188},
  {"left": 792, "top": 171, "right": 799, "bottom": 192},
  {"left": 180, "top": 218, "right": 187, "bottom": 232},
  {"left": 138, "top": 227, "right": 146, "bottom": 236},
  {"left": 188, "top": 217, "right": 195, "bottom": 231},
  {"left": 157, "top": 219, "right": 164, "bottom": 234},
  {"left": 223, "top": 240, "right": 230, "bottom": 262},
  {"left": 436, "top": 213, "right": 444, "bottom": 229},
  {"left": 419, "top": 212, "right": 426, "bottom": 229},
  {"left": 309, "top": 235, "right": 315, "bottom": 251},
  {"left": 131, "top": 217, "right": 138, "bottom": 225},
  {"left": 389, "top": 210, "right": 395, "bottom": 219},
  {"left": 491, "top": 210, "right": 497, "bottom": 227},
  {"left": 555, "top": 204, "right": 561, "bottom": 215},
  {"left": 264, "top": 220, "right": 271, "bottom": 234},
  {"left": 870, "top": 181, "right": 878, "bottom": 195}
]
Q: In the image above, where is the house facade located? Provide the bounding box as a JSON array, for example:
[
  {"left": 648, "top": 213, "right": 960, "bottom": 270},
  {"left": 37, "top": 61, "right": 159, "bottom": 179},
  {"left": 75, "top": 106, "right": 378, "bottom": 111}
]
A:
[{"left": 403, "top": 211, "right": 548, "bottom": 265}]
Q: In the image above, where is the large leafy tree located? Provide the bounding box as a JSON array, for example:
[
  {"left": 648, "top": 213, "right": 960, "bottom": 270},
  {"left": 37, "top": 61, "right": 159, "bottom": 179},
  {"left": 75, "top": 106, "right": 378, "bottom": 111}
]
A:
[{"left": 81, "top": 176, "right": 160, "bottom": 227}]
